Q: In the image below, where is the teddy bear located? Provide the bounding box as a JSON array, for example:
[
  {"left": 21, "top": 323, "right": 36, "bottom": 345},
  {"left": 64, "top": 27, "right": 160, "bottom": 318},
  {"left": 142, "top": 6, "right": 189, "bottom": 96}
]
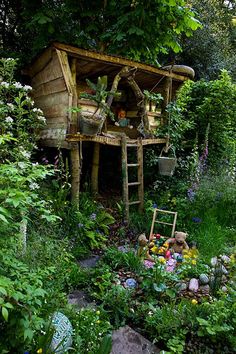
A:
[
  {"left": 166, "top": 231, "right": 189, "bottom": 254},
  {"left": 137, "top": 233, "right": 154, "bottom": 261}
]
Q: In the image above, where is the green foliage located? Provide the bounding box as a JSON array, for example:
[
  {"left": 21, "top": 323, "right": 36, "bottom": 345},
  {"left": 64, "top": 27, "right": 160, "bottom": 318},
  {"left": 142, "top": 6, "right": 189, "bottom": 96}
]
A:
[
  {"left": 179, "top": 0, "right": 236, "bottom": 80},
  {"left": 80, "top": 75, "right": 116, "bottom": 120},
  {"left": 102, "top": 285, "right": 135, "bottom": 328},
  {"left": 0, "top": 250, "right": 55, "bottom": 352},
  {"left": 1, "top": 1, "right": 201, "bottom": 64},
  {"left": 68, "top": 308, "right": 112, "bottom": 354},
  {"left": 0, "top": 58, "right": 58, "bottom": 251},
  {"left": 174, "top": 71, "right": 236, "bottom": 166},
  {"left": 102, "top": 247, "right": 143, "bottom": 273}
]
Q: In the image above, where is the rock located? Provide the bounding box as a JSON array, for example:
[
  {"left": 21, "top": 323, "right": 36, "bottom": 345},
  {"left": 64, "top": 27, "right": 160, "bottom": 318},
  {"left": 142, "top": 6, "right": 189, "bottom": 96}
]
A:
[
  {"left": 118, "top": 245, "right": 135, "bottom": 253},
  {"left": 124, "top": 278, "right": 137, "bottom": 289},
  {"left": 51, "top": 312, "right": 73, "bottom": 353},
  {"left": 221, "top": 255, "right": 230, "bottom": 264},
  {"left": 210, "top": 257, "right": 218, "bottom": 267},
  {"left": 111, "top": 326, "right": 160, "bottom": 354},
  {"left": 221, "top": 265, "right": 228, "bottom": 275},
  {"left": 222, "top": 275, "right": 227, "bottom": 283},
  {"left": 189, "top": 278, "right": 199, "bottom": 292},
  {"left": 199, "top": 274, "right": 209, "bottom": 285},
  {"left": 67, "top": 290, "right": 95, "bottom": 309},
  {"left": 176, "top": 282, "right": 187, "bottom": 292},
  {"left": 79, "top": 255, "right": 100, "bottom": 268},
  {"left": 214, "top": 264, "right": 228, "bottom": 276},
  {"left": 200, "top": 285, "right": 210, "bottom": 293}
]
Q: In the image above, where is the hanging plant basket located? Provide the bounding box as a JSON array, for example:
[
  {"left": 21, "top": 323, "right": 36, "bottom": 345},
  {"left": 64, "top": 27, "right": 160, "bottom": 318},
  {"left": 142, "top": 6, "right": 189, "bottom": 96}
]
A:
[
  {"left": 79, "top": 111, "right": 104, "bottom": 136},
  {"left": 158, "top": 147, "right": 177, "bottom": 176}
]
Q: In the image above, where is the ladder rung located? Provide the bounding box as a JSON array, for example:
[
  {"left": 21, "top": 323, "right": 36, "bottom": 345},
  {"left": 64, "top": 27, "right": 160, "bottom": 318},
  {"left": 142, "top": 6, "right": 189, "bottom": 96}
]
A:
[
  {"left": 127, "top": 144, "right": 137, "bottom": 147},
  {"left": 127, "top": 163, "right": 139, "bottom": 167},
  {"left": 155, "top": 221, "right": 173, "bottom": 226},
  {"left": 128, "top": 200, "right": 141, "bottom": 205},
  {"left": 128, "top": 182, "right": 141, "bottom": 186}
]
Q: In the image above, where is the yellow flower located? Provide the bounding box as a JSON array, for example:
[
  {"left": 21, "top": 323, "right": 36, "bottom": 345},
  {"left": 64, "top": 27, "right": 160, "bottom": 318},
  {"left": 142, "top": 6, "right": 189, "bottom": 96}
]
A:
[
  {"left": 37, "top": 349, "right": 43, "bottom": 354},
  {"left": 151, "top": 246, "right": 159, "bottom": 254},
  {"left": 191, "top": 299, "right": 198, "bottom": 305},
  {"left": 158, "top": 257, "right": 166, "bottom": 264},
  {"left": 191, "top": 260, "right": 197, "bottom": 265},
  {"left": 96, "top": 320, "right": 101, "bottom": 324},
  {"left": 183, "top": 254, "right": 190, "bottom": 259},
  {"left": 96, "top": 310, "right": 100, "bottom": 315}
]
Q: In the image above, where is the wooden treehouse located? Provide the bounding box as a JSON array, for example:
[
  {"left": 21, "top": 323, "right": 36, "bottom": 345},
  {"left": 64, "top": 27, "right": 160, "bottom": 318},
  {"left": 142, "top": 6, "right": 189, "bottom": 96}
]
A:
[{"left": 25, "top": 42, "right": 194, "bottom": 219}]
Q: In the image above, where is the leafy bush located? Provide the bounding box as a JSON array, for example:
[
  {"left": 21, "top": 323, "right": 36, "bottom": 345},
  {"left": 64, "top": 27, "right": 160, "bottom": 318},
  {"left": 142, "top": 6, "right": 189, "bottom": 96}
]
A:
[{"left": 0, "top": 250, "right": 56, "bottom": 353}]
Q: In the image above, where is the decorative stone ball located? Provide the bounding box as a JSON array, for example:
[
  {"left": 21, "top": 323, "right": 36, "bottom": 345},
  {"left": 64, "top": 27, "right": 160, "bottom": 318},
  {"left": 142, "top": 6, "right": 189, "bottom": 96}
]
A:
[
  {"left": 125, "top": 278, "right": 137, "bottom": 288},
  {"left": 51, "top": 312, "right": 73, "bottom": 353},
  {"left": 199, "top": 274, "right": 209, "bottom": 285},
  {"left": 221, "top": 255, "right": 230, "bottom": 264},
  {"left": 189, "top": 278, "right": 199, "bottom": 292}
]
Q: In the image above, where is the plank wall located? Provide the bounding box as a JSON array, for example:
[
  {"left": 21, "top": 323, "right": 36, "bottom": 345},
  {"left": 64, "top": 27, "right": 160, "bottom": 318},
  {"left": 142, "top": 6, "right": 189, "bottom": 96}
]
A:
[{"left": 30, "top": 48, "right": 70, "bottom": 147}]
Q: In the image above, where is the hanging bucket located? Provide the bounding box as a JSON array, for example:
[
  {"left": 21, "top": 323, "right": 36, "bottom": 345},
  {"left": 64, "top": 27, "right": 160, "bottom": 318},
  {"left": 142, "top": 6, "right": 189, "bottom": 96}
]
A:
[{"left": 158, "top": 147, "right": 177, "bottom": 176}]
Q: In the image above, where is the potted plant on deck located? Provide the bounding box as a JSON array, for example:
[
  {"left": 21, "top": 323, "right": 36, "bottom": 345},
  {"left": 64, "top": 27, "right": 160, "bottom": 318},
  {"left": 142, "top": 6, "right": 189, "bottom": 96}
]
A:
[
  {"left": 143, "top": 90, "right": 164, "bottom": 132},
  {"left": 78, "top": 76, "right": 115, "bottom": 135}
]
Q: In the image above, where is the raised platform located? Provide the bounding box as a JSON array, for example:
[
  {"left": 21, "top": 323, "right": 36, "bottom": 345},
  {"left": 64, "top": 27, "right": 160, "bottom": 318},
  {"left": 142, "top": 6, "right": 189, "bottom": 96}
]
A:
[{"left": 66, "top": 133, "right": 167, "bottom": 147}]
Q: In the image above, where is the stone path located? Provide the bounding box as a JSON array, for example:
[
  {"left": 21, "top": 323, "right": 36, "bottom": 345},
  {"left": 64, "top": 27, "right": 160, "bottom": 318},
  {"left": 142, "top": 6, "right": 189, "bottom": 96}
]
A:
[{"left": 111, "top": 326, "right": 160, "bottom": 354}]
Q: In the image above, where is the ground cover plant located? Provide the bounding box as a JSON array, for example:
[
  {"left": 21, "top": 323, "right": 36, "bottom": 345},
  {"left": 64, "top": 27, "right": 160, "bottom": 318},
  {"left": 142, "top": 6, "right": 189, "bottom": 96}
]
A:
[{"left": 0, "top": 58, "right": 236, "bottom": 353}]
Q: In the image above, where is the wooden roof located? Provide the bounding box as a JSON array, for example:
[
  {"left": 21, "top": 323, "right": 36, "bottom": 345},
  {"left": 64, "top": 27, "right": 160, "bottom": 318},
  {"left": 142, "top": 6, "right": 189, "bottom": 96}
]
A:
[{"left": 26, "top": 42, "right": 192, "bottom": 91}]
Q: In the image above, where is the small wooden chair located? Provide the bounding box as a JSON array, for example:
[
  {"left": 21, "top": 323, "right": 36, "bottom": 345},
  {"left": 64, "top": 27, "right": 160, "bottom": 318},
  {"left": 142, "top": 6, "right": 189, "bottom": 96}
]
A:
[{"left": 149, "top": 208, "right": 177, "bottom": 241}]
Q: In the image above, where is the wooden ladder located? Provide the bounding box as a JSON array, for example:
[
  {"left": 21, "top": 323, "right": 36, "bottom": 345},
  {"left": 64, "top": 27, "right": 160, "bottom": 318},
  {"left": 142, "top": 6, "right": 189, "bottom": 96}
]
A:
[
  {"left": 149, "top": 208, "right": 178, "bottom": 240},
  {"left": 121, "top": 136, "right": 144, "bottom": 220}
]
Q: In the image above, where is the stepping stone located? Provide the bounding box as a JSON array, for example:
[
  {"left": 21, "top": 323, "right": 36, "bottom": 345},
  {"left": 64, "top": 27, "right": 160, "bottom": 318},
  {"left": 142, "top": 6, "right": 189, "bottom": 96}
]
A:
[
  {"left": 118, "top": 245, "right": 135, "bottom": 253},
  {"left": 111, "top": 326, "right": 160, "bottom": 354},
  {"left": 79, "top": 255, "right": 100, "bottom": 268},
  {"left": 67, "top": 290, "right": 96, "bottom": 309}
]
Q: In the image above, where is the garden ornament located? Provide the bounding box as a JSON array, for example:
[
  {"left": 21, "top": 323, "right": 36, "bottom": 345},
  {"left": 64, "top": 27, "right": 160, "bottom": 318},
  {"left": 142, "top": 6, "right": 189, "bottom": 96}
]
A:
[
  {"left": 137, "top": 234, "right": 154, "bottom": 262},
  {"left": 115, "top": 107, "right": 133, "bottom": 129},
  {"left": 166, "top": 231, "right": 189, "bottom": 254},
  {"left": 50, "top": 312, "right": 73, "bottom": 353}
]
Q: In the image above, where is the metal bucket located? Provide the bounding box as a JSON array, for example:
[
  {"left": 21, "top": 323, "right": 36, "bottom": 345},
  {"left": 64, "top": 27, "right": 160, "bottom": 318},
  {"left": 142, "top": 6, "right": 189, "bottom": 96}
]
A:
[{"left": 158, "top": 156, "right": 177, "bottom": 176}]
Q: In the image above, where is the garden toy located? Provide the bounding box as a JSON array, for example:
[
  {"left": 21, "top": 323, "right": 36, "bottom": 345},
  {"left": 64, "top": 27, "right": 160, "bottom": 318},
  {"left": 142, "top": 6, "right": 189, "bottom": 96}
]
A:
[
  {"left": 115, "top": 107, "right": 133, "bottom": 129},
  {"left": 137, "top": 234, "right": 154, "bottom": 261},
  {"left": 166, "top": 231, "right": 189, "bottom": 254}
]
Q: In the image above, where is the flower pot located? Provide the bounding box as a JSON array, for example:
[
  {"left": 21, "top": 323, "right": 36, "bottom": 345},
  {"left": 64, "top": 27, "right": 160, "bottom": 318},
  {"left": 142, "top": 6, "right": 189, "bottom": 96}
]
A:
[{"left": 79, "top": 112, "right": 103, "bottom": 135}]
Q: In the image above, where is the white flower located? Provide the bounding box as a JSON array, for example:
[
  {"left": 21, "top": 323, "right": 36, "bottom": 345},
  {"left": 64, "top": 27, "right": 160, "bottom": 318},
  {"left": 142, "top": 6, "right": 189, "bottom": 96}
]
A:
[
  {"left": 13, "top": 82, "right": 23, "bottom": 89},
  {"left": 32, "top": 162, "right": 39, "bottom": 166},
  {"left": 7, "top": 103, "right": 14, "bottom": 110},
  {"left": 23, "top": 85, "right": 32, "bottom": 91},
  {"left": 18, "top": 162, "right": 26, "bottom": 169},
  {"left": 33, "top": 107, "right": 43, "bottom": 114},
  {"left": 29, "top": 182, "right": 40, "bottom": 190},
  {"left": 1, "top": 81, "right": 9, "bottom": 88},
  {"left": 38, "top": 116, "right": 46, "bottom": 123},
  {"left": 5, "top": 58, "right": 15, "bottom": 62},
  {"left": 20, "top": 150, "right": 31, "bottom": 159},
  {"left": 5, "top": 116, "right": 13, "bottom": 123}
]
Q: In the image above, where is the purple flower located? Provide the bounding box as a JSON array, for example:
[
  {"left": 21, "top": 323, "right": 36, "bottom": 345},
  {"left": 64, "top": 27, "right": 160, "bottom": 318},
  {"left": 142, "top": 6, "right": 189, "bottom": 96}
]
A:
[
  {"left": 90, "top": 213, "right": 97, "bottom": 220},
  {"left": 77, "top": 223, "right": 84, "bottom": 228},
  {"left": 153, "top": 203, "right": 158, "bottom": 208},
  {"left": 42, "top": 157, "right": 49, "bottom": 164},
  {"left": 187, "top": 188, "right": 196, "bottom": 202},
  {"left": 192, "top": 217, "right": 202, "bottom": 223}
]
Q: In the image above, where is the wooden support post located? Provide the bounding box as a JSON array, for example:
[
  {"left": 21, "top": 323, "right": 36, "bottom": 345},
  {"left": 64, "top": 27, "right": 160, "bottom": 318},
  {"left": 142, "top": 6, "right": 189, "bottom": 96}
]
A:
[
  {"left": 162, "top": 77, "right": 172, "bottom": 124},
  {"left": 121, "top": 135, "right": 129, "bottom": 221},
  {"left": 91, "top": 142, "right": 100, "bottom": 195},
  {"left": 70, "top": 142, "right": 81, "bottom": 203},
  {"left": 137, "top": 138, "right": 144, "bottom": 213}
]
